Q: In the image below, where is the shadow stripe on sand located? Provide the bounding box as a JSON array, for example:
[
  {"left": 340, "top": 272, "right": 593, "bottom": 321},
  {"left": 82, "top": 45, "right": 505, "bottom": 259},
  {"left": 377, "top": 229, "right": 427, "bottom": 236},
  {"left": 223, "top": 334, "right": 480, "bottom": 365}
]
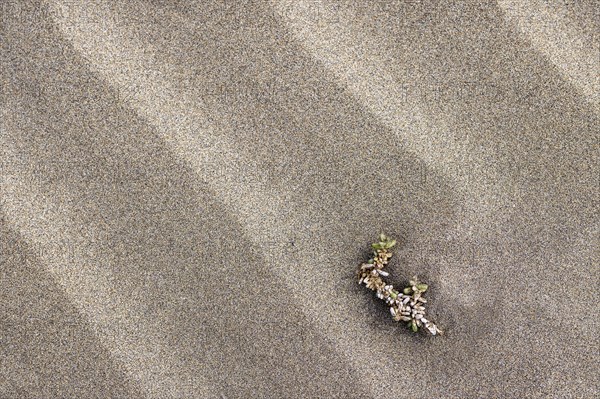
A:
[{"left": 3, "top": 1, "right": 373, "bottom": 397}]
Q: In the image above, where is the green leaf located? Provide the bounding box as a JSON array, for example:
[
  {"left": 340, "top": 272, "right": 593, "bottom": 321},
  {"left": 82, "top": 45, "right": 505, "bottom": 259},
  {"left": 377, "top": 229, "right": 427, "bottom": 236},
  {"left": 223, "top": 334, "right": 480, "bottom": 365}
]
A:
[
  {"left": 379, "top": 233, "right": 387, "bottom": 242},
  {"left": 371, "top": 243, "right": 382, "bottom": 250},
  {"left": 416, "top": 284, "right": 428, "bottom": 292},
  {"left": 411, "top": 320, "right": 418, "bottom": 332},
  {"left": 367, "top": 259, "right": 374, "bottom": 264},
  {"left": 403, "top": 287, "right": 412, "bottom": 295},
  {"left": 390, "top": 291, "right": 398, "bottom": 299}
]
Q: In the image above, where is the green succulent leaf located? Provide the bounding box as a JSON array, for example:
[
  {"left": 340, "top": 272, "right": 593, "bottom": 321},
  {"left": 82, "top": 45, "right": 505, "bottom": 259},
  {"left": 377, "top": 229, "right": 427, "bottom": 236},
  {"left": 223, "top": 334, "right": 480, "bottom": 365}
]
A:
[{"left": 411, "top": 320, "right": 418, "bottom": 332}]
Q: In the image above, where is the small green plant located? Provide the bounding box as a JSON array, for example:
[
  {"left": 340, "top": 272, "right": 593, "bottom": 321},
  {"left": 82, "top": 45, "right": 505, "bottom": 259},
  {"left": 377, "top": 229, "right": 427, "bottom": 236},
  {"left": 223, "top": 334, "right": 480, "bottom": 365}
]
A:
[{"left": 357, "top": 234, "right": 442, "bottom": 335}]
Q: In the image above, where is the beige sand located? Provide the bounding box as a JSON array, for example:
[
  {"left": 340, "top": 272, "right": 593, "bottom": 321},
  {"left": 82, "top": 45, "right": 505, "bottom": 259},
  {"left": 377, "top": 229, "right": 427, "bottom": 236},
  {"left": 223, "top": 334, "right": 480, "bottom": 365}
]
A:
[{"left": 1, "top": 1, "right": 598, "bottom": 398}]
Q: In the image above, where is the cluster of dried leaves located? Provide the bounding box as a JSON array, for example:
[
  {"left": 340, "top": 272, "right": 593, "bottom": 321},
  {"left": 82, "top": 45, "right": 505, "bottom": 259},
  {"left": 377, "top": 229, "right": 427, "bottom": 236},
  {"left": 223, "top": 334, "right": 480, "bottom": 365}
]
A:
[{"left": 357, "top": 234, "right": 442, "bottom": 335}]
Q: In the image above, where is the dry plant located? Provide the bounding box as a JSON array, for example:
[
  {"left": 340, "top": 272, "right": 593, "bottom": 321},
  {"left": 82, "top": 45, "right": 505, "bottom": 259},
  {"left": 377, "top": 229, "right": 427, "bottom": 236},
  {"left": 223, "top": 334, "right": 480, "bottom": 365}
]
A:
[{"left": 357, "top": 234, "right": 442, "bottom": 335}]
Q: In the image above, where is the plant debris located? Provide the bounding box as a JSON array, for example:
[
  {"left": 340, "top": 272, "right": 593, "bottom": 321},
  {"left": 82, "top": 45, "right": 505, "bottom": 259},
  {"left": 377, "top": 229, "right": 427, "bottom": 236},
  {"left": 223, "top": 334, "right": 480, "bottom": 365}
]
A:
[{"left": 357, "top": 234, "right": 442, "bottom": 335}]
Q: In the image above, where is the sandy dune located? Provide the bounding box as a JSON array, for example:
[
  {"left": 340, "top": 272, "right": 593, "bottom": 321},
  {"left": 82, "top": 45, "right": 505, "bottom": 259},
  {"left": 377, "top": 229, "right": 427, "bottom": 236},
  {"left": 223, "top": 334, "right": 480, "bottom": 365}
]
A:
[{"left": 1, "top": 1, "right": 598, "bottom": 398}]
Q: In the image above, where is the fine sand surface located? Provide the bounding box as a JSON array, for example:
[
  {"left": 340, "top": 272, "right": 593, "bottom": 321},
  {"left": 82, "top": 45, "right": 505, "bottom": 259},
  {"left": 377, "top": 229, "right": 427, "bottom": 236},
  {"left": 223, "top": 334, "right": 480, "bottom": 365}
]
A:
[{"left": 1, "top": 1, "right": 598, "bottom": 398}]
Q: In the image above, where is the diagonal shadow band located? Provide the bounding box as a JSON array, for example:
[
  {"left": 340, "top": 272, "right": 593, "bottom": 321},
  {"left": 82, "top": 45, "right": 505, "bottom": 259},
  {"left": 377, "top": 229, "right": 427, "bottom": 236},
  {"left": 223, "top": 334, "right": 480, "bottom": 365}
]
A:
[
  {"left": 2, "top": 2, "right": 377, "bottom": 397},
  {"left": 0, "top": 215, "right": 145, "bottom": 398},
  {"left": 25, "top": 1, "right": 468, "bottom": 397}
]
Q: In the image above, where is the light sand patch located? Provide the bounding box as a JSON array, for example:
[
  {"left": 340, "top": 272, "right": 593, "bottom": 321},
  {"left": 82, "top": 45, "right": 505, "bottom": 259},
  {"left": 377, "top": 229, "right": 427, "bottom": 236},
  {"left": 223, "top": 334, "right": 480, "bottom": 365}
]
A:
[
  {"left": 0, "top": 129, "right": 210, "bottom": 399},
  {"left": 497, "top": 0, "right": 599, "bottom": 110},
  {"left": 43, "top": 0, "right": 386, "bottom": 395}
]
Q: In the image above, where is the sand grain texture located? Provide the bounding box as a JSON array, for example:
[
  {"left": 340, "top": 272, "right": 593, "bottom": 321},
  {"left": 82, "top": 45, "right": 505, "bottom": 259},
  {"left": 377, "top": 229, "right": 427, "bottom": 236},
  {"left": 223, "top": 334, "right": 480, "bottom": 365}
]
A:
[{"left": 1, "top": 1, "right": 598, "bottom": 398}]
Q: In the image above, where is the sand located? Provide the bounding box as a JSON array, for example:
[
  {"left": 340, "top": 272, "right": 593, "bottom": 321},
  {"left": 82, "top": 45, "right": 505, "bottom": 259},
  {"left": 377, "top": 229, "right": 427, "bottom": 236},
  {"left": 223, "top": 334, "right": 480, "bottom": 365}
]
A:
[{"left": 1, "top": 1, "right": 598, "bottom": 398}]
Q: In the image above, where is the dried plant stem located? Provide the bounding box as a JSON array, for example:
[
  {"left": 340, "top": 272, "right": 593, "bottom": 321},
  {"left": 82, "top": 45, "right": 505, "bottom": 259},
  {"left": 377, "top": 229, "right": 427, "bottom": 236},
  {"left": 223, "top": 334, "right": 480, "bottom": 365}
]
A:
[{"left": 357, "top": 234, "right": 442, "bottom": 335}]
